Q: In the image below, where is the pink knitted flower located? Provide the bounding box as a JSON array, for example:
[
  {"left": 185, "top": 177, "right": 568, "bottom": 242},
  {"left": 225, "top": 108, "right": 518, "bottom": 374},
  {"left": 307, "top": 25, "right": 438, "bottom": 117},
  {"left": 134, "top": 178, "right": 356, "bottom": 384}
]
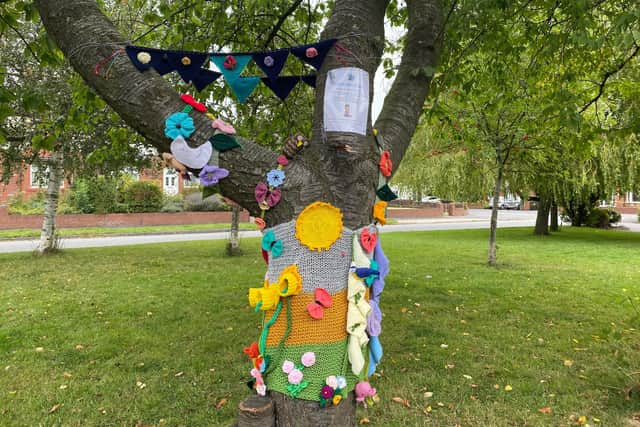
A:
[
  {"left": 321, "top": 385, "right": 334, "bottom": 399},
  {"left": 301, "top": 352, "right": 316, "bottom": 367},
  {"left": 306, "top": 47, "right": 318, "bottom": 58},
  {"left": 276, "top": 155, "right": 289, "bottom": 166},
  {"left": 282, "top": 360, "right": 295, "bottom": 374},
  {"left": 288, "top": 369, "right": 303, "bottom": 385}
]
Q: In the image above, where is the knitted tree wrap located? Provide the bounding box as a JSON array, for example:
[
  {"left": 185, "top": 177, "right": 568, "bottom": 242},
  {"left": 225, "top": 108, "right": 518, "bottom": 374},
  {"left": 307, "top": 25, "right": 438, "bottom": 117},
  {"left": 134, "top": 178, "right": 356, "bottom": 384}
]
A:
[
  {"left": 252, "top": 210, "right": 385, "bottom": 402},
  {"left": 265, "top": 289, "right": 349, "bottom": 346},
  {"left": 265, "top": 220, "right": 353, "bottom": 294}
]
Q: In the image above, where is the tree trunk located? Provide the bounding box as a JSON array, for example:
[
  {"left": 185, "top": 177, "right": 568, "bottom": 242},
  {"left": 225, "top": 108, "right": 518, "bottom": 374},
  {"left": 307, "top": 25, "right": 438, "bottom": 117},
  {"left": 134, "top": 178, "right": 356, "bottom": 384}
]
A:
[
  {"left": 534, "top": 196, "right": 551, "bottom": 235},
  {"left": 35, "top": 1, "right": 443, "bottom": 425},
  {"left": 550, "top": 204, "right": 559, "bottom": 231},
  {"left": 36, "top": 151, "right": 64, "bottom": 255},
  {"left": 488, "top": 149, "right": 503, "bottom": 266},
  {"left": 227, "top": 204, "right": 243, "bottom": 256}
]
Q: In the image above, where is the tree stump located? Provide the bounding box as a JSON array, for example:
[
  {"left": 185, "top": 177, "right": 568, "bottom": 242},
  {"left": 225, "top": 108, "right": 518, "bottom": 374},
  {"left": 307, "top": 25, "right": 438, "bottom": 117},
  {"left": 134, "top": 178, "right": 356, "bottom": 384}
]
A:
[{"left": 237, "top": 394, "right": 275, "bottom": 427}]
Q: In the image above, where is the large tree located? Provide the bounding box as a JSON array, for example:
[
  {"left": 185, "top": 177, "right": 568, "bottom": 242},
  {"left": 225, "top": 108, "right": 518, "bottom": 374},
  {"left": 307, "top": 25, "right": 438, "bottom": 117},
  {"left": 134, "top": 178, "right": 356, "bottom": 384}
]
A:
[{"left": 33, "top": 0, "right": 443, "bottom": 424}]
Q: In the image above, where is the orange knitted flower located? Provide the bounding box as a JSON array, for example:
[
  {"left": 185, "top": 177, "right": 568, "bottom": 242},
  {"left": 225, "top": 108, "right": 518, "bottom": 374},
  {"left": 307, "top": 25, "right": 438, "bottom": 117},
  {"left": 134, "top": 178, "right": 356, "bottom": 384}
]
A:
[
  {"left": 372, "top": 201, "right": 388, "bottom": 225},
  {"left": 379, "top": 151, "right": 392, "bottom": 177}
]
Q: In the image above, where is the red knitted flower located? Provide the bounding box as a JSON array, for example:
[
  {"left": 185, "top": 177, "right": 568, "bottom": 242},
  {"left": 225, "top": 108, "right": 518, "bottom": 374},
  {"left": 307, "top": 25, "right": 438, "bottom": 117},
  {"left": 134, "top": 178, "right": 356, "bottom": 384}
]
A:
[
  {"left": 180, "top": 94, "right": 207, "bottom": 113},
  {"left": 243, "top": 342, "right": 260, "bottom": 359},
  {"left": 223, "top": 55, "right": 237, "bottom": 70},
  {"left": 379, "top": 151, "right": 392, "bottom": 177}
]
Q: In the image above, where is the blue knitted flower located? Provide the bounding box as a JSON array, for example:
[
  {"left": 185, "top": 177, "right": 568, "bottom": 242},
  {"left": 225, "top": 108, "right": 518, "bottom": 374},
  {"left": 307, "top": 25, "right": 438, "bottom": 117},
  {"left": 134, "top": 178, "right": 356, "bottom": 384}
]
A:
[
  {"left": 266, "top": 169, "right": 285, "bottom": 188},
  {"left": 165, "top": 112, "right": 195, "bottom": 139}
]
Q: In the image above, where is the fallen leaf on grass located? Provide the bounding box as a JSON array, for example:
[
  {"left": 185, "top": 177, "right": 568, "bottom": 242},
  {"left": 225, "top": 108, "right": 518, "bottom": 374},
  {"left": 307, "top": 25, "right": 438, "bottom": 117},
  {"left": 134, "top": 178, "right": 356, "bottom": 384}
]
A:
[
  {"left": 136, "top": 381, "right": 146, "bottom": 389},
  {"left": 423, "top": 392, "right": 433, "bottom": 398},
  {"left": 564, "top": 360, "right": 573, "bottom": 367},
  {"left": 215, "top": 398, "right": 228, "bottom": 409},
  {"left": 59, "top": 385, "right": 67, "bottom": 390},
  {"left": 463, "top": 375, "right": 472, "bottom": 380},
  {"left": 504, "top": 385, "right": 513, "bottom": 391},
  {"left": 63, "top": 372, "right": 72, "bottom": 378},
  {"left": 538, "top": 407, "right": 552, "bottom": 414},
  {"left": 391, "top": 397, "right": 410, "bottom": 407},
  {"left": 493, "top": 384, "right": 500, "bottom": 389},
  {"left": 75, "top": 345, "right": 84, "bottom": 350},
  {"left": 174, "top": 371, "right": 184, "bottom": 377},
  {"left": 445, "top": 363, "right": 455, "bottom": 369},
  {"left": 577, "top": 415, "right": 587, "bottom": 424},
  {"left": 401, "top": 307, "right": 408, "bottom": 314},
  {"left": 49, "top": 404, "right": 62, "bottom": 414},
  {"left": 35, "top": 347, "right": 44, "bottom": 353},
  {"left": 359, "top": 418, "right": 370, "bottom": 424}
]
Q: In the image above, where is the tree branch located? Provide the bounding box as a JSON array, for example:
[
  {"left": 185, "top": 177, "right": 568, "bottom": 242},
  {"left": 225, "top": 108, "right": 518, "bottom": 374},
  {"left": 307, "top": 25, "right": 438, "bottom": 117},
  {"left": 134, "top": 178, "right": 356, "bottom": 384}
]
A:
[
  {"left": 374, "top": 0, "right": 444, "bottom": 172},
  {"left": 579, "top": 42, "right": 640, "bottom": 114},
  {"left": 34, "top": 0, "right": 291, "bottom": 216},
  {"left": 261, "top": 0, "right": 304, "bottom": 48}
]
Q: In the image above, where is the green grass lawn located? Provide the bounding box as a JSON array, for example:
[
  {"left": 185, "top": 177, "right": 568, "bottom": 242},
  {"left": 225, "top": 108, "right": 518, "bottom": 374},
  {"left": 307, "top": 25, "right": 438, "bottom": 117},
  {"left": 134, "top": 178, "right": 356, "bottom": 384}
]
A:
[
  {"left": 0, "top": 223, "right": 256, "bottom": 240},
  {"left": 1, "top": 227, "right": 639, "bottom": 426}
]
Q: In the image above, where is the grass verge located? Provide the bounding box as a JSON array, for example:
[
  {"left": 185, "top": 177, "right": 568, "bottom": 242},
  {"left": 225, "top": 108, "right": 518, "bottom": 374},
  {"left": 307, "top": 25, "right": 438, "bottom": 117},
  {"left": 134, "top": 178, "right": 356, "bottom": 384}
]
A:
[
  {"left": 0, "top": 227, "right": 639, "bottom": 426},
  {"left": 0, "top": 223, "right": 256, "bottom": 240}
]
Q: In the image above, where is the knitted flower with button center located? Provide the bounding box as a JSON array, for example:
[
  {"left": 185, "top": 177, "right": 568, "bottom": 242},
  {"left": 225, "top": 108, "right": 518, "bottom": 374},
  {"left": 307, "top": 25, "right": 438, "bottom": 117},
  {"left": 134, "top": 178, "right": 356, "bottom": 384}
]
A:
[
  {"left": 379, "top": 150, "right": 393, "bottom": 177},
  {"left": 165, "top": 112, "right": 195, "bottom": 139},
  {"left": 264, "top": 55, "right": 275, "bottom": 67},
  {"left": 288, "top": 369, "right": 303, "bottom": 385},
  {"left": 199, "top": 165, "right": 229, "bottom": 186},
  {"left": 320, "top": 385, "right": 334, "bottom": 399},
  {"left": 306, "top": 47, "right": 318, "bottom": 58},
  {"left": 266, "top": 169, "right": 286, "bottom": 188}
]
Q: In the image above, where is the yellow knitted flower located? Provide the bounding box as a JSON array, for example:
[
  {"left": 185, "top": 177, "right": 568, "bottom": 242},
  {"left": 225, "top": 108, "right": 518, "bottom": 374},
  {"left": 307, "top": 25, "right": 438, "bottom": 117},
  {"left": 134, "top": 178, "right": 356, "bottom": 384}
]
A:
[
  {"left": 278, "top": 265, "right": 302, "bottom": 297},
  {"left": 372, "top": 201, "right": 388, "bottom": 225},
  {"left": 332, "top": 394, "right": 342, "bottom": 405},
  {"left": 295, "top": 202, "right": 343, "bottom": 251}
]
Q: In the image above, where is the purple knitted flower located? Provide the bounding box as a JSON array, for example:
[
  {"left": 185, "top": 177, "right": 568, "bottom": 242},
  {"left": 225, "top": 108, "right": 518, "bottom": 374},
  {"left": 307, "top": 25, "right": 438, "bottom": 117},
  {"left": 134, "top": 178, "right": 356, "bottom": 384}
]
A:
[{"left": 199, "top": 165, "right": 229, "bottom": 186}]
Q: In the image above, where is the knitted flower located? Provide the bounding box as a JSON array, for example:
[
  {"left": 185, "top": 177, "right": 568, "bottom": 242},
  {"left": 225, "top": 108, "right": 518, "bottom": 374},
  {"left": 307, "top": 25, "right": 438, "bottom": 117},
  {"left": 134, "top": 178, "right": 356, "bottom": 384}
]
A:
[
  {"left": 372, "top": 201, "right": 388, "bottom": 225},
  {"left": 336, "top": 376, "right": 347, "bottom": 389},
  {"left": 301, "top": 352, "right": 316, "bottom": 367},
  {"left": 282, "top": 360, "right": 295, "bottom": 374},
  {"left": 243, "top": 342, "right": 260, "bottom": 359},
  {"left": 325, "top": 375, "right": 338, "bottom": 389},
  {"left": 321, "top": 385, "right": 334, "bottom": 399},
  {"left": 180, "top": 94, "right": 207, "bottom": 112},
  {"left": 332, "top": 394, "right": 343, "bottom": 405},
  {"left": 276, "top": 155, "right": 289, "bottom": 166},
  {"left": 223, "top": 55, "right": 237, "bottom": 70},
  {"left": 199, "top": 165, "right": 229, "bottom": 186},
  {"left": 264, "top": 55, "right": 275, "bottom": 67},
  {"left": 379, "top": 150, "right": 392, "bottom": 177},
  {"left": 288, "top": 369, "right": 303, "bottom": 385},
  {"left": 266, "top": 169, "right": 286, "bottom": 188},
  {"left": 306, "top": 47, "right": 318, "bottom": 58},
  {"left": 165, "top": 112, "right": 195, "bottom": 139},
  {"left": 136, "top": 51, "right": 151, "bottom": 64}
]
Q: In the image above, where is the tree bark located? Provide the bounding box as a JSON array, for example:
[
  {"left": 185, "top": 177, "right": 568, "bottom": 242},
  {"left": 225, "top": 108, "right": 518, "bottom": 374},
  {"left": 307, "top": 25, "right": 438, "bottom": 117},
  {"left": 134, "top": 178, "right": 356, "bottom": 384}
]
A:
[
  {"left": 534, "top": 195, "right": 551, "bottom": 235},
  {"left": 550, "top": 203, "right": 559, "bottom": 231},
  {"left": 35, "top": 1, "right": 444, "bottom": 425},
  {"left": 37, "top": 150, "right": 63, "bottom": 255},
  {"left": 488, "top": 146, "right": 503, "bottom": 266},
  {"left": 227, "top": 204, "right": 243, "bottom": 256}
]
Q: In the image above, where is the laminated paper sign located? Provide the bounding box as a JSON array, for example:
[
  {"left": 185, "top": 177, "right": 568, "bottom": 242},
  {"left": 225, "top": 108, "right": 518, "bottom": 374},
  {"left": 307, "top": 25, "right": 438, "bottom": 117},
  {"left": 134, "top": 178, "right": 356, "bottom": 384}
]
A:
[{"left": 323, "top": 67, "right": 369, "bottom": 135}]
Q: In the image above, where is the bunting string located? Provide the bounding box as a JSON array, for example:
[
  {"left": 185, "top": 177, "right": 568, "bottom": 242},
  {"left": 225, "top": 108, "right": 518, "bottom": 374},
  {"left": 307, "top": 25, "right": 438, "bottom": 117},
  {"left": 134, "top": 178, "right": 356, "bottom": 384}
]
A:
[{"left": 124, "top": 39, "right": 337, "bottom": 103}]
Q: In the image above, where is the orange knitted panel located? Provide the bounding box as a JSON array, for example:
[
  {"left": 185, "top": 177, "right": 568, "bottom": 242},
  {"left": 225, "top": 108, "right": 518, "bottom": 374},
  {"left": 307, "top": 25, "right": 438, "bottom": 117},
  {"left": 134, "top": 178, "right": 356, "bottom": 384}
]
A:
[{"left": 266, "top": 289, "right": 348, "bottom": 346}]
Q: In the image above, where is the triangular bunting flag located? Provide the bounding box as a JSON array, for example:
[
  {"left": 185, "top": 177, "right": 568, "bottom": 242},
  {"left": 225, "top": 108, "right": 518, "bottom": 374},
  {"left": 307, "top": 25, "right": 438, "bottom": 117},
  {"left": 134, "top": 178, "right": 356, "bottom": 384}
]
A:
[
  {"left": 261, "top": 76, "right": 301, "bottom": 101},
  {"left": 191, "top": 68, "right": 222, "bottom": 91},
  {"left": 301, "top": 74, "right": 317, "bottom": 88},
  {"left": 290, "top": 39, "right": 337, "bottom": 70},
  {"left": 125, "top": 46, "right": 153, "bottom": 72},
  {"left": 210, "top": 54, "right": 253, "bottom": 82},
  {"left": 376, "top": 184, "right": 398, "bottom": 202},
  {"left": 227, "top": 76, "right": 261, "bottom": 103},
  {"left": 253, "top": 50, "right": 289, "bottom": 81},
  {"left": 168, "top": 52, "right": 210, "bottom": 83}
]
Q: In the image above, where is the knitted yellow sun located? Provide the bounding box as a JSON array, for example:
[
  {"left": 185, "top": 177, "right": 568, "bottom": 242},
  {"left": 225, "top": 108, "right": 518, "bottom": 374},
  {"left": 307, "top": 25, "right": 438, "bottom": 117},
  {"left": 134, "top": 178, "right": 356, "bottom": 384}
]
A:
[{"left": 295, "top": 202, "right": 343, "bottom": 251}]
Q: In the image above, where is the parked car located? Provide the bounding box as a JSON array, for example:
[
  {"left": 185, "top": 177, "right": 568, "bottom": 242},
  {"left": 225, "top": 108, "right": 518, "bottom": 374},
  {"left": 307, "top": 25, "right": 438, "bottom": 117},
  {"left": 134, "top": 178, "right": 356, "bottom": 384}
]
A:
[
  {"left": 486, "top": 196, "right": 521, "bottom": 210},
  {"left": 421, "top": 196, "right": 441, "bottom": 203}
]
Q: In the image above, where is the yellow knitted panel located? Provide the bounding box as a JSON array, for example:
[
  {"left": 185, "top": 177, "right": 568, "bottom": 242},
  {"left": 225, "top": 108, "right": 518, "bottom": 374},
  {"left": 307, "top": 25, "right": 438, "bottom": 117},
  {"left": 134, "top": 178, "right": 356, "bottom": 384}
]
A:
[{"left": 266, "top": 289, "right": 349, "bottom": 346}]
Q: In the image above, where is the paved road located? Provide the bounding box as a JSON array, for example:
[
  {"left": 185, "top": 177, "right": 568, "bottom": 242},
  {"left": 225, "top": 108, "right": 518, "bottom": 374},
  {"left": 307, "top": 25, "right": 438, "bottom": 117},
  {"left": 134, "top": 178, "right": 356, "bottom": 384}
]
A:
[{"left": 1, "top": 209, "right": 637, "bottom": 254}]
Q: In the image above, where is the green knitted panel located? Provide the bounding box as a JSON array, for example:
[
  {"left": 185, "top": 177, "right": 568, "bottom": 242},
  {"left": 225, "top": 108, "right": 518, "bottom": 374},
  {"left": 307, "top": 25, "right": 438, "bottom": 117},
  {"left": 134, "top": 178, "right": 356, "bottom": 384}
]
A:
[{"left": 264, "top": 339, "right": 361, "bottom": 401}]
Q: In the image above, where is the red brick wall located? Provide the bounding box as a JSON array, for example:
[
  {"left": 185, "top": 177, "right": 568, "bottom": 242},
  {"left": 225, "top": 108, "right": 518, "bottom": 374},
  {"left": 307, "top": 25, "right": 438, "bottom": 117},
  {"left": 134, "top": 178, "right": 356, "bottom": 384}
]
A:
[{"left": 0, "top": 206, "right": 249, "bottom": 230}]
